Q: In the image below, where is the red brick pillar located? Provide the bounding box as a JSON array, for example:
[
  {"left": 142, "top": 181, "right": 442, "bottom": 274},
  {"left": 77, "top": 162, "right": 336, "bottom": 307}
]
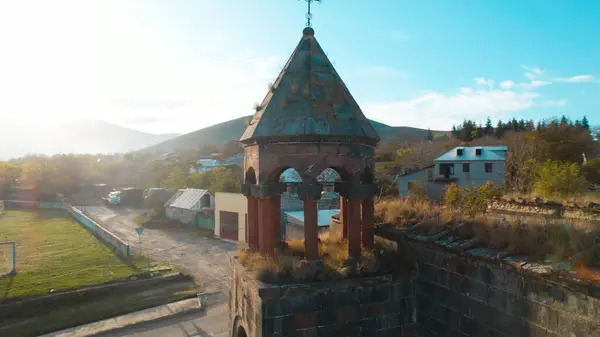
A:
[
  {"left": 339, "top": 196, "right": 348, "bottom": 239},
  {"left": 258, "top": 198, "right": 274, "bottom": 255},
  {"left": 270, "top": 194, "right": 281, "bottom": 250},
  {"left": 347, "top": 199, "right": 361, "bottom": 259},
  {"left": 303, "top": 199, "right": 319, "bottom": 261},
  {"left": 361, "top": 197, "right": 375, "bottom": 249},
  {"left": 246, "top": 197, "right": 259, "bottom": 250}
]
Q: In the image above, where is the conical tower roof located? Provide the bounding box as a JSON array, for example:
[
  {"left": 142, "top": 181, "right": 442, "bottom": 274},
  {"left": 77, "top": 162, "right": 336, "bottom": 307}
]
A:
[{"left": 240, "top": 27, "right": 380, "bottom": 146}]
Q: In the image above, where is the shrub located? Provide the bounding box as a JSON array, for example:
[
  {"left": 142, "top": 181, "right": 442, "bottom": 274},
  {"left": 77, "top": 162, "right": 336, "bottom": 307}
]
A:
[
  {"left": 533, "top": 161, "right": 587, "bottom": 199},
  {"left": 582, "top": 158, "right": 600, "bottom": 185},
  {"left": 444, "top": 181, "right": 502, "bottom": 216}
]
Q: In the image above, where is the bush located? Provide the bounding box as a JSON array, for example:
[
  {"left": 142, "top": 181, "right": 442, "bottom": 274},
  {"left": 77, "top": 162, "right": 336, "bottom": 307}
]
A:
[
  {"left": 444, "top": 182, "right": 502, "bottom": 216},
  {"left": 582, "top": 158, "right": 600, "bottom": 185},
  {"left": 533, "top": 161, "right": 587, "bottom": 199}
]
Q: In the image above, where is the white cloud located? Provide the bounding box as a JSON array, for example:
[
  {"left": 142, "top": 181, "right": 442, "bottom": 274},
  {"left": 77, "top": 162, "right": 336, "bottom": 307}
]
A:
[
  {"left": 521, "top": 65, "right": 543, "bottom": 76},
  {"left": 474, "top": 77, "right": 494, "bottom": 88},
  {"left": 520, "top": 80, "right": 552, "bottom": 90},
  {"left": 499, "top": 80, "right": 515, "bottom": 89},
  {"left": 554, "top": 75, "right": 596, "bottom": 83},
  {"left": 363, "top": 88, "right": 558, "bottom": 130}
]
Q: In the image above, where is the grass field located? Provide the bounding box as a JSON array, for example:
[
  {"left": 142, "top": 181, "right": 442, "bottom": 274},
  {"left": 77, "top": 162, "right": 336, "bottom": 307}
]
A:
[{"left": 0, "top": 209, "right": 148, "bottom": 299}]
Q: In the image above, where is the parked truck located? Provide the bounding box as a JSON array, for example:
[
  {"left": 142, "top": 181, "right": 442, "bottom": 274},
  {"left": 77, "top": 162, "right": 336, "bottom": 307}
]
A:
[{"left": 102, "top": 187, "right": 144, "bottom": 207}]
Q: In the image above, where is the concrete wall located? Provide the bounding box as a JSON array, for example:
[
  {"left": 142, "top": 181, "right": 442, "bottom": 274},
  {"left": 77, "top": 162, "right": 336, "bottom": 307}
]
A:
[
  {"left": 68, "top": 206, "right": 131, "bottom": 258},
  {"left": 435, "top": 160, "right": 505, "bottom": 187},
  {"left": 229, "top": 257, "right": 418, "bottom": 337},
  {"left": 3, "top": 200, "right": 130, "bottom": 258},
  {"left": 215, "top": 192, "right": 247, "bottom": 242}
]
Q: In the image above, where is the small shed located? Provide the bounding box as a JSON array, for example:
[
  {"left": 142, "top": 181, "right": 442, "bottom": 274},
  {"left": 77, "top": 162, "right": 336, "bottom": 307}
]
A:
[{"left": 164, "top": 189, "right": 215, "bottom": 226}]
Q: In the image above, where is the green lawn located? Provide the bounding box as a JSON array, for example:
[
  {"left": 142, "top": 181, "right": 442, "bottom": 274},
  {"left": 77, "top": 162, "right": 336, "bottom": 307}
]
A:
[{"left": 0, "top": 209, "right": 148, "bottom": 299}]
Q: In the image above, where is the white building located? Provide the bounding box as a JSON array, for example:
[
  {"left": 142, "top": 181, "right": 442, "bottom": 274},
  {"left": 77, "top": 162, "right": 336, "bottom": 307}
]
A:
[{"left": 396, "top": 146, "right": 507, "bottom": 197}]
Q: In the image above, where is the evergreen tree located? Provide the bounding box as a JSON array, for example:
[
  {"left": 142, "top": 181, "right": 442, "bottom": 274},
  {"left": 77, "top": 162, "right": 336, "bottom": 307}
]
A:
[
  {"left": 582, "top": 116, "right": 590, "bottom": 129},
  {"left": 426, "top": 129, "right": 434, "bottom": 141},
  {"left": 484, "top": 117, "right": 493, "bottom": 136}
]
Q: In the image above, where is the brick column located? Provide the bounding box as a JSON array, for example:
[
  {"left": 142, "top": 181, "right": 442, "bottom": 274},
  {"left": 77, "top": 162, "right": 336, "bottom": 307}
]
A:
[
  {"left": 258, "top": 198, "right": 275, "bottom": 255},
  {"left": 347, "top": 199, "right": 361, "bottom": 259},
  {"left": 339, "top": 196, "right": 348, "bottom": 239},
  {"left": 270, "top": 194, "right": 281, "bottom": 251},
  {"left": 361, "top": 197, "right": 374, "bottom": 249},
  {"left": 303, "top": 199, "right": 319, "bottom": 261},
  {"left": 246, "top": 197, "right": 259, "bottom": 250}
]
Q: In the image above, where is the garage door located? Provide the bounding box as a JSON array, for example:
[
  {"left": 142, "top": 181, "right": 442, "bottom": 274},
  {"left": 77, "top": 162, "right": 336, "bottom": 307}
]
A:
[{"left": 220, "top": 211, "right": 239, "bottom": 241}]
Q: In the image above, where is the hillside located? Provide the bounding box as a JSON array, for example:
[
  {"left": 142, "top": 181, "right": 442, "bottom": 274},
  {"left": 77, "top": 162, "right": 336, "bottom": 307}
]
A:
[
  {"left": 142, "top": 115, "right": 448, "bottom": 153},
  {"left": 0, "top": 120, "right": 179, "bottom": 160}
]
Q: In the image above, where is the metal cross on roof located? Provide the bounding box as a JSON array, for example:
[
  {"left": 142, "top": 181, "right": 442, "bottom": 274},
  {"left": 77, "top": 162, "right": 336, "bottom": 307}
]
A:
[{"left": 300, "top": 0, "right": 322, "bottom": 27}]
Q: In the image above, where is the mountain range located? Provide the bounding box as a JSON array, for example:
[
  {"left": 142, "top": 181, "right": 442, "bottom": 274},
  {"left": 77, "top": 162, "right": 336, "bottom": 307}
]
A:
[
  {"left": 0, "top": 120, "right": 180, "bottom": 160},
  {"left": 0, "top": 117, "right": 448, "bottom": 160},
  {"left": 142, "top": 116, "right": 448, "bottom": 154}
]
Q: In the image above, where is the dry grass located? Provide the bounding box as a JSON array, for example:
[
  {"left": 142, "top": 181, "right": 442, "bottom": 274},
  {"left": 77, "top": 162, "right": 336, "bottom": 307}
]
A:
[
  {"left": 237, "top": 231, "right": 394, "bottom": 284},
  {"left": 376, "top": 196, "right": 600, "bottom": 267}
]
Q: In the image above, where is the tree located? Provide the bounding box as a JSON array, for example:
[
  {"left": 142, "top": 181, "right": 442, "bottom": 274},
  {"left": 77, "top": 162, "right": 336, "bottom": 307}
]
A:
[
  {"left": 533, "top": 161, "right": 587, "bottom": 199},
  {"left": 484, "top": 117, "right": 493, "bottom": 136},
  {"left": 426, "top": 129, "right": 433, "bottom": 142},
  {"left": 581, "top": 116, "right": 590, "bottom": 129},
  {"left": 189, "top": 167, "right": 240, "bottom": 194}
]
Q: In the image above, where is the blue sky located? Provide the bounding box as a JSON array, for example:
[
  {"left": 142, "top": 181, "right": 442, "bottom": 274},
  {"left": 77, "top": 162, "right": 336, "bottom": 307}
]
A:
[{"left": 0, "top": 0, "right": 598, "bottom": 134}]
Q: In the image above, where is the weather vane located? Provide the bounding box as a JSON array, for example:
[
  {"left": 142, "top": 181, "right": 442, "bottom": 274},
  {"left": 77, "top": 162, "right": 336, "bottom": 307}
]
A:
[{"left": 300, "top": 0, "right": 322, "bottom": 27}]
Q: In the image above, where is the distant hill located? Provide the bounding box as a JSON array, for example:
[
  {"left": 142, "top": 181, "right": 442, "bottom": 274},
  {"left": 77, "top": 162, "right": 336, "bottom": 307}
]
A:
[
  {"left": 142, "top": 115, "right": 448, "bottom": 153},
  {"left": 0, "top": 120, "right": 180, "bottom": 160}
]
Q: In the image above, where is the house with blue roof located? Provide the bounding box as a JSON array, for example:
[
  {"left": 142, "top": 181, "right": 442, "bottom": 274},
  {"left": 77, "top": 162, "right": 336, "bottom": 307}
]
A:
[{"left": 396, "top": 146, "right": 508, "bottom": 197}]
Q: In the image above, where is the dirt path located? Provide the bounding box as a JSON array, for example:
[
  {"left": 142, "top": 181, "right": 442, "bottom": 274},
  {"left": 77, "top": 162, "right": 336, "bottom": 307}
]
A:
[{"left": 78, "top": 206, "right": 236, "bottom": 295}]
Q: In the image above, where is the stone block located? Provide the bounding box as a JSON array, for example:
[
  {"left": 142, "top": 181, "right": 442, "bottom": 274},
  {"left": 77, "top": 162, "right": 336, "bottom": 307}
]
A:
[
  {"left": 336, "top": 305, "right": 358, "bottom": 324},
  {"left": 364, "top": 302, "right": 383, "bottom": 318},
  {"left": 486, "top": 285, "right": 508, "bottom": 311},
  {"left": 295, "top": 312, "right": 317, "bottom": 330},
  {"left": 382, "top": 299, "right": 401, "bottom": 314},
  {"left": 557, "top": 311, "right": 591, "bottom": 337},
  {"left": 436, "top": 305, "right": 460, "bottom": 330}
]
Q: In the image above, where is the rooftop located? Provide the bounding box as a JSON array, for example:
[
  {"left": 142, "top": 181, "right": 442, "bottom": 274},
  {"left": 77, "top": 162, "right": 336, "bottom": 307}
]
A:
[
  {"left": 164, "top": 188, "right": 211, "bottom": 210},
  {"left": 239, "top": 27, "right": 379, "bottom": 145},
  {"left": 435, "top": 146, "right": 507, "bottom": 162},
  {"left": 284, "top": 209, "right": 340, "bottom": 227}
]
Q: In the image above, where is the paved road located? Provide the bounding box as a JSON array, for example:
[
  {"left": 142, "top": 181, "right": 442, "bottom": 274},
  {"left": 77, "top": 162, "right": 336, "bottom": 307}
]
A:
[
  {"left": 79, "top": 206, "right": 236, "bottom": 295},
  {"left": 97, "top": 304, "right": 230, "bottom": 337}
]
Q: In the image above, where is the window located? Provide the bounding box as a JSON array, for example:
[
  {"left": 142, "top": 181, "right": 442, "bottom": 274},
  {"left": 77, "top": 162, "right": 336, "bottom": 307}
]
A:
[
  {"left": 463, "top": 163, "right": 470, "bottom": 173},
  {"left": 439, "top": 163, "right": 454, "bottom": 178},
  {"left": 475, "top": 148, "right": 482, "bottom": 156},
  {"left": 457, "top": 148, "right": 464, "bottom": 156},
  {"left": 485, "top": 163, "right": 493, "bottom": 173}
]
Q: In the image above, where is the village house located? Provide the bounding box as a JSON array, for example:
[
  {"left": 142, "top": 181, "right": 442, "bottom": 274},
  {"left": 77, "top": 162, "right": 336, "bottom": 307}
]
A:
[
  {"left": 164, "top": 188, "right": 215, "bottom": 229},
  {"left": 396, "top": 146, "right": 508, "bottom": 198}
]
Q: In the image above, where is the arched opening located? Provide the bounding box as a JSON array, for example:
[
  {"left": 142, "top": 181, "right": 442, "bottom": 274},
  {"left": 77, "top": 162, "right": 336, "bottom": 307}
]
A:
[
  {"left": 279, "top": 168, "right": 303, "bottom": 198},
  {"left": 245, "top": 167, "right": 257, "bottom": 184}
]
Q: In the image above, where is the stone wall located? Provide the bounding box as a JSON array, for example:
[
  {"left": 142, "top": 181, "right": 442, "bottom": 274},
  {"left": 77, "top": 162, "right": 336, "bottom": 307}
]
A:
[
  {"left": 229, "top": 256, "right": 418, "bottom": 337},
  {"left": 376, "top": 224, "right": 600, "bottom": 337},
  {"left": 488, "top": 199, "right": 600, "bottom": 221}
]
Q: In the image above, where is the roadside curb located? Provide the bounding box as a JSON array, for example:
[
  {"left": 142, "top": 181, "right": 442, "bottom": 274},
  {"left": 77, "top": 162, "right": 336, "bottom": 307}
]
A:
[{"left": 44, "top": 292, "right": 228, "bottom": 337}]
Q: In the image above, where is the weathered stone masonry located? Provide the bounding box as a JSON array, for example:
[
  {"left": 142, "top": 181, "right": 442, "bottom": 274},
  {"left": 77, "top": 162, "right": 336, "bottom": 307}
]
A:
[
  {"left": 377, "top": 224, "right": 600, "bottom": 337},
  {"left": 230, "top": 257, "right": 418, "bottom": 337}
]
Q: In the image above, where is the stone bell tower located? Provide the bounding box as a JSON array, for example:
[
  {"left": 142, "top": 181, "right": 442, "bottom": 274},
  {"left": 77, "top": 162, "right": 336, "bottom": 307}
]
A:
[{"left": 239, "top": 24, "right": 380, "bottom": 262}]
